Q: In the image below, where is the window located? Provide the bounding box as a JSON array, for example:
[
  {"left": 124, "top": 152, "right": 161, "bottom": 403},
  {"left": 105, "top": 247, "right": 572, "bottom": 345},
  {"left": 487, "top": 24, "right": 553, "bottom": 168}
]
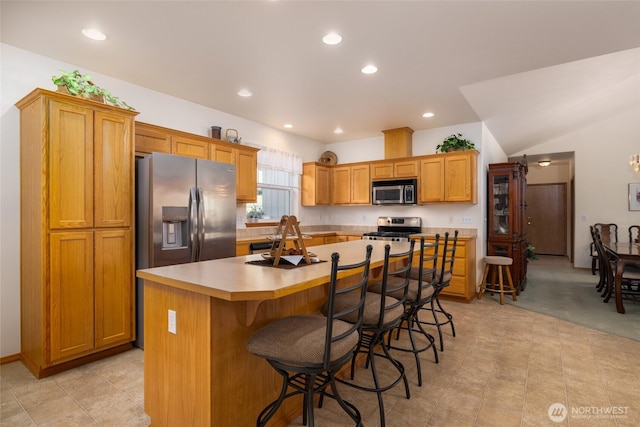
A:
[{"left": 245, "top": 145, "right": 302, "bottom": 221}]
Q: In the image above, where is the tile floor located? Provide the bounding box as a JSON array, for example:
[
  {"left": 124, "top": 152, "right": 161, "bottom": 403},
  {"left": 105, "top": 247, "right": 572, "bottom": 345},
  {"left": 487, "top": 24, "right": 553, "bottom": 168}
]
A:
[{"left": 2, "top": 260, "right": 639, "bottom": 426}]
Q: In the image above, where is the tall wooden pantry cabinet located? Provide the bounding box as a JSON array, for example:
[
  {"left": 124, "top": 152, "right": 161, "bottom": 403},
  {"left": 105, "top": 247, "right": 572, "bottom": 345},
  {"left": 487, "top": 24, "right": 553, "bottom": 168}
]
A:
[
  {"left": 17, "top": 88, "right": 138, "bottom": 378},
  {"left": 487, "top": 160, "right": 528, "bottom": 292}
]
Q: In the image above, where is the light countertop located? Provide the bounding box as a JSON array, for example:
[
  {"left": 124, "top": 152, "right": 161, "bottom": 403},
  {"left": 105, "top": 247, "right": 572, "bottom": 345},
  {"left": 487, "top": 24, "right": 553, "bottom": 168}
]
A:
[{"left": 137, "top": 239, "right": 412, "bottom": 302}]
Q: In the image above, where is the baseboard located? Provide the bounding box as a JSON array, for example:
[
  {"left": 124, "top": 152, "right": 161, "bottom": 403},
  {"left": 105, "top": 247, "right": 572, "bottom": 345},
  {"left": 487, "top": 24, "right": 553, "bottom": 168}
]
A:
[{"left": 0, "top": 353, "right": 21, "bottom": 364}]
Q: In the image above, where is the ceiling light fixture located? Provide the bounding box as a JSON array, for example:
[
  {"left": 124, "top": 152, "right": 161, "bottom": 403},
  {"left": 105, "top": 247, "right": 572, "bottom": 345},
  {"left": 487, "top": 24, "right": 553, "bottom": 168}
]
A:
[
  {"left": 283, "top": 124, "right": 293, "bottom": 129},
  {"left": 630, "top": 154, "right": 640, "bottom": 174},
  {"left": 237, "top": 89, "right": 252, "bottom": 97},
  {"left": 361, "top": 64, "right": 378, "bottom": 74},
  {"left": 334, "top": 128, "right": 343, "bottom": 134},
  {"left": 538, "top": 161, "right": 551, "bottom": 167},
  {"left": 322, "top": 32, "right": 342, "bottom": 45},
  {"left": 82, "top": 28, "right": 106, "bottom": 41},
  {"left": 422, "top": 112, "right": 435, "bottom": 118}
]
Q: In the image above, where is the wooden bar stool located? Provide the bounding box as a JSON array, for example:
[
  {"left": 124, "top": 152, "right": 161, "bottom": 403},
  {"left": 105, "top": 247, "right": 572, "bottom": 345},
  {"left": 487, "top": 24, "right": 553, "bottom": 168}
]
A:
[{"left": 478, "top": 256, "right": 517, "bottom": 305}]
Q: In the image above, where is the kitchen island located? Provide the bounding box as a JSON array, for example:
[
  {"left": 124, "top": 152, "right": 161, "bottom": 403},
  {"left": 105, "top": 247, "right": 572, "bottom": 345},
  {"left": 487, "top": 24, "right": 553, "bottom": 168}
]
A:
[{"left": 136, "top": 239, "right": 412, "bottom": 427}]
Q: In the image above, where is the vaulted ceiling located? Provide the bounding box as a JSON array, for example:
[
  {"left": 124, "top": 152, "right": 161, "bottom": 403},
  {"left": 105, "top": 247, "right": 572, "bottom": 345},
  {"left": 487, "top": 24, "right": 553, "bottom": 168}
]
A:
[{"left": 2, "top": 1, "right": 639, "bottom": 155}]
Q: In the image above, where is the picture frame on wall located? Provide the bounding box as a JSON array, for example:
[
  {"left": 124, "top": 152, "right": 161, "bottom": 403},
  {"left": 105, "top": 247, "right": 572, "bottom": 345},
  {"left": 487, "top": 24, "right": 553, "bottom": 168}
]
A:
[{"left": 629, "top": 183, "right": 640, "bottom": 211}]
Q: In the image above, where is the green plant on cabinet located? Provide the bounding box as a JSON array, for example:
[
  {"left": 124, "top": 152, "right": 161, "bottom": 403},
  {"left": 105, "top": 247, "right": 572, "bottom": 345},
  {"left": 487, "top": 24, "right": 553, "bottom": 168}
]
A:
[
  {"left": 436, "top": 133, "right": 475, "bottom": 153},
  {"left": 52, "top": 69, "right": 135, "bottom": 110}
]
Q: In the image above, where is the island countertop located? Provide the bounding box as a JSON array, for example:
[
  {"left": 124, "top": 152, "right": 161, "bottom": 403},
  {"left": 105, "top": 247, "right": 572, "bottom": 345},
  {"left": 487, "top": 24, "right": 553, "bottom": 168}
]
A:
[{"left": 136, "top": 239, "right": 412, "bottom": 302}]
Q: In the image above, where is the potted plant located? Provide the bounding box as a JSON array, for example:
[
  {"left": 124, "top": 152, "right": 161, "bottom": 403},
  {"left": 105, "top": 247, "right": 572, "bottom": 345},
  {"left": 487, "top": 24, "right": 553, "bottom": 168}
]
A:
[
  {"left": 246, "top": 204, "right": 264, "bottom": 222},
  {"left": 525, "top": 243, "right": 538, "bottom": 261},
  {"left": 52, "top": 69, "right": 134, "bottom": 110},
  {"left": 436, "top": 133, "right": 475, "bottom": 153}
]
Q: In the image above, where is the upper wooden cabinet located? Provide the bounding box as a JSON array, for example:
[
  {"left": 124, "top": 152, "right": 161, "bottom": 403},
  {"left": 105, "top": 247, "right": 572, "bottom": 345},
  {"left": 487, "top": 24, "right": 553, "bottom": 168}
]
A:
[
  {"left": 134, "top": 123, "right": 171, "bottom": 155},
  {"left": 16, "top": 88, "right": 138, "bottom": 378},
  {"left": 172, "top": 134, "right": 209, "bottom": 159},
  {"left": 331, "top": 164, "right": 370, "bottom": 205},
  {"left": 419, "top": 151, "right": 477, "bottom": 204},
  {"left": 135, "top": 122, "right": 259, "bottom": 203},
  {"left": 302, "top": 162, "right": 331, "bottom": 206},
  {"left": 303, "top": 151, "right": 477, "bottom": 206},
  {"left": 370, "top": 159, "right": 419, "bottom": 180},
  {"left": 235, "top": 148, "right": 258, "bottom": 202}
]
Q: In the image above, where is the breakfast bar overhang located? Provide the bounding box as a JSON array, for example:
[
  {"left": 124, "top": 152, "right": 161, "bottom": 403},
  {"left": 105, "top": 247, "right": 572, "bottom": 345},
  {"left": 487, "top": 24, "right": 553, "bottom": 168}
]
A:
[{"left": 136, "top": 239, "right": 412, "bottom": 427}]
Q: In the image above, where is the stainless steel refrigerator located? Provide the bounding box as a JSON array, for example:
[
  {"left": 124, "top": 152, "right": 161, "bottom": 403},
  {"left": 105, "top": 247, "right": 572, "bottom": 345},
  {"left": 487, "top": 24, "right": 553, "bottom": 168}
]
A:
[{"left": 135, "top": 153, "right": 236, "bottom": 348}]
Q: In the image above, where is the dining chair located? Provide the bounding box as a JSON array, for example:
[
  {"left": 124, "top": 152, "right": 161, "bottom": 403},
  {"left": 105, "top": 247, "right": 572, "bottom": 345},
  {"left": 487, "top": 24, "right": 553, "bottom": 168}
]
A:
[
  {"left": 592, "top": 223, "right": 618, "bottom": 275},
  {"left": 590, "top": 226, "right": 613, "bottom": 297},
  {"left": 629, "top": 225, "right": 640, "bottom": 243},
  {"left": 247, "top": 245, "right": 373, "bottom": 427}
]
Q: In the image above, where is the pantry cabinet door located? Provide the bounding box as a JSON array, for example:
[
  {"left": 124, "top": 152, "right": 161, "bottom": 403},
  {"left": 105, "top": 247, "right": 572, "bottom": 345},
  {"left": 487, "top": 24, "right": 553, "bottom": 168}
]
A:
[
  {"left": 49, "top": 231, "right": 95, "bottom": 362},
  {"left": 95, "top": 230, "right": 134, "bottom": 348},
  {"left": 94, "top": 111, "right": 133, "bottom": 228},
  {"left": 48, "top": 100, "right": 94, "bottom": 229}
]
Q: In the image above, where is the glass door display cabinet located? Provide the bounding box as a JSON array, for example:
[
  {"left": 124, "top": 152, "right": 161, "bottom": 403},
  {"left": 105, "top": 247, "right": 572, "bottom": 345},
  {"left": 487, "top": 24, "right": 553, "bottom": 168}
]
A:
[{"left": 487, "top": 160, "right": 528, "bottom": 292}]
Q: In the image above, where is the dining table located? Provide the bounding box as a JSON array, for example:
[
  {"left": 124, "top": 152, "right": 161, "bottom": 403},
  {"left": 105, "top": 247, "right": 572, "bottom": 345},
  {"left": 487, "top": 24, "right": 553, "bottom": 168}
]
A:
[{"left": 604, "top": 241, "right": 640, "bottom": 314}]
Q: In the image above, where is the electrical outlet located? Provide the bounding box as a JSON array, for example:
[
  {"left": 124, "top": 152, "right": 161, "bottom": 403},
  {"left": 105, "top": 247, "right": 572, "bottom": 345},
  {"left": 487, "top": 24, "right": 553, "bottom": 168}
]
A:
[
  {"left": 449, "top": 216, "right": 454, "bottom": 224},
  {"left": 236, "top": 215, "right": 242, "bottom": 224},
  {"left": 168, "top": 309, "right": 176, "bottom": 334}
]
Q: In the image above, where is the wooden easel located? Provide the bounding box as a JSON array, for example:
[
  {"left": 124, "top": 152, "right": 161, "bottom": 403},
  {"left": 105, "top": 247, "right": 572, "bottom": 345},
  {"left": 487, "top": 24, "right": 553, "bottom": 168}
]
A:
[{"left": 269, "top": 215, "right": 311, "bottom": 266}]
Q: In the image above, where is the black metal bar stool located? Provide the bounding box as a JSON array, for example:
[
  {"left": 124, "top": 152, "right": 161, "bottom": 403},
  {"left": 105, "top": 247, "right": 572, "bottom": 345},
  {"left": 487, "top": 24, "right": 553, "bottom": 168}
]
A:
[
  {"left": 324, "top": 241, "right": 414, "bottom": 427},
  {"left": 370, "top": 235, "right": 440, "bottom": 387},
  {"left": 247, "top": 245, "right": 373, "bottom": 427}
]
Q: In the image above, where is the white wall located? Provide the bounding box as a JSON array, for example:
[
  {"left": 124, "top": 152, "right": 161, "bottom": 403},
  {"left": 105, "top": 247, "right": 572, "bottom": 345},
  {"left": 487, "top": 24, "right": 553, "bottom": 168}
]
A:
[{"left": 512, "top": 108, "right": 640, "bottom": 269}]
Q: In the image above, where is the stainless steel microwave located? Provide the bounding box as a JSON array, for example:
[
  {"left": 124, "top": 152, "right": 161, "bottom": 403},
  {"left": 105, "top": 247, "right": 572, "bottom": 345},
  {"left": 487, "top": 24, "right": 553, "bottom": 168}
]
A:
[{"left": 372, "top": 179, "right": 417, "bottom": 205}]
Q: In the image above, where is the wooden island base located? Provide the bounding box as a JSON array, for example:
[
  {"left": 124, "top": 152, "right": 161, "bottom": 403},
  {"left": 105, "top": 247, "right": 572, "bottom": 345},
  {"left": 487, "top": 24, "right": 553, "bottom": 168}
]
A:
[{"left": 138, "top": 240, "right": 408, "bottom": 427}]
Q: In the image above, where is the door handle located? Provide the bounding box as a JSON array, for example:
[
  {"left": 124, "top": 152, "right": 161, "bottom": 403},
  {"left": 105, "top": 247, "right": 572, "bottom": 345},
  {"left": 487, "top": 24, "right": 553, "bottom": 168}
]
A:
[
  {"left": 197, "top": 187, "right": 205, "bottom": 261},
  {"left": 189, "top": 187, "right": 198, "bottom": 262}
]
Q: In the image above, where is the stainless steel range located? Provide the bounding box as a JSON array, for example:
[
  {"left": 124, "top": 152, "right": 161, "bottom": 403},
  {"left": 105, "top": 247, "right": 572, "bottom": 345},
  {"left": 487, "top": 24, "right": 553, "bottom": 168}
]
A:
[{"left": 362, "top": 217, "right": 422, "bottom": 242}]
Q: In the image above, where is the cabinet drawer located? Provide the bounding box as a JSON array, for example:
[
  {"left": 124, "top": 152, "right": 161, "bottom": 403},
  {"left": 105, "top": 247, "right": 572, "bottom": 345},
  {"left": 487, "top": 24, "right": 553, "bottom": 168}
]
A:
[{"left": 442, "top": 276, "right": 466, "bottom": 296}]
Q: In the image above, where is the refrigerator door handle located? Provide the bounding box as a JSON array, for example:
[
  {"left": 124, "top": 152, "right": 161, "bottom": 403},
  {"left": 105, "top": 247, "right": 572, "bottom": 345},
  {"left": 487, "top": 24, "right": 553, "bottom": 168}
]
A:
[
  {"left": 197, "top": 187, "right": 205, "bottom": 261},
  {"left": 189, "top": 187, "right": 199, "bottom": 262}
]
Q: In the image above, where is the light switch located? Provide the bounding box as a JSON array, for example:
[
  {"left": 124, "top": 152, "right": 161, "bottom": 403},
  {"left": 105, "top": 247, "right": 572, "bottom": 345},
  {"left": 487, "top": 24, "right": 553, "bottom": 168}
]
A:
[{"left": 168, "top": 309, "right": 177, "bottom": 334}]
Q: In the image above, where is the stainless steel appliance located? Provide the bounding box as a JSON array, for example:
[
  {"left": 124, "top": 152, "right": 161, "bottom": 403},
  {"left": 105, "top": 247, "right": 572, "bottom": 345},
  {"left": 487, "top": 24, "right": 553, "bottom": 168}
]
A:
[
  {"left": 372, "top": 179, "right": 417, "bottom": 205},
  {"left": 362, "top": 216, "right": 422, "bottom": 242},
  {"left": 135, "top": 153, "right": 237, "bottom": 348}
]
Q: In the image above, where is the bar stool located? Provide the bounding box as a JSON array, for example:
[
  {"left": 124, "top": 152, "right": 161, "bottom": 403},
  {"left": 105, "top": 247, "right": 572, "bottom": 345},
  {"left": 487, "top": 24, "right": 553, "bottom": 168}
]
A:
[
  {"left": 478, "top": 256, "right": 517, "bottom": 305},
  {"left": 247, "top": 246, "right": 373, "bottom": 427}
]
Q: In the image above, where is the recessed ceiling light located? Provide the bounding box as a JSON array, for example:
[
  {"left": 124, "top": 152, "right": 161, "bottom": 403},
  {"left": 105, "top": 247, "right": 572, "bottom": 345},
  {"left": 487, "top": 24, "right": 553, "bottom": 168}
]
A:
[
  {"left": 82, "top": 28, "right": 106, "bottom": 41},
  {"left": 422, "top": 112, "right": 435, "bottom": 118},
  {"left": 238, "top": 89, "right": 252, "bottom": 97},
  {"left": 361, "top": 64, "right": 378, "bottom": 74},
  {"left": 322, "top": 32, "right": 342, "bottom": 45},
  {"left": 334, "top": 128, "right": 343, "bottom": 134},
  {"left": 283, "top": 124, "right": 293, "bottom": 129}
]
